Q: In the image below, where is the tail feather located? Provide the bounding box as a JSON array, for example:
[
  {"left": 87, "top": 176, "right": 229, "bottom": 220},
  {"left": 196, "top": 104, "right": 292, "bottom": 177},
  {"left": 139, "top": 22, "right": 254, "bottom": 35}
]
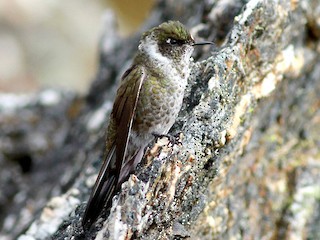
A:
[
  {"left": 82, "top": 146, "right": 117, "bottom": 229},
  {"left": 82, "top": 146, "right": 146, "bottom": 229}
]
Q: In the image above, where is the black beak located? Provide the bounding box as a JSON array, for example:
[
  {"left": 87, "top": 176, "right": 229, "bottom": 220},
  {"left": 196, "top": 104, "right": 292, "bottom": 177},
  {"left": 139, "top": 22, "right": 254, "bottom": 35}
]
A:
[{"left": 192, "top": 41, "right": 215, "bottom": 46}]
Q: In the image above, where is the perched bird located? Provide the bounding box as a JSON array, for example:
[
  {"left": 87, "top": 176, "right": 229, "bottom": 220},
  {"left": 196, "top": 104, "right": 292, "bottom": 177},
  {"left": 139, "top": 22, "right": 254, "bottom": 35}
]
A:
[{"left": 82, "top": 20, "right": 213, "bottom": 228}]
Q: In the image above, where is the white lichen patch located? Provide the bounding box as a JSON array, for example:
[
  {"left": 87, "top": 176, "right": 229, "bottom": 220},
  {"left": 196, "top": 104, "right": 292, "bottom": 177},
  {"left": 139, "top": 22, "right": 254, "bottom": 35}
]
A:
[
  {"left": 18, "top": 188, "right": 80, "bottom": 240},
  {"left": 227, "top": 94, "right": 252, "bottom": 139},
  {"left": 236, "top": 0, "right": 262, "bottom": 25},
  {"left": 167, "top": 161, "right": 182, "bottom": 203},
  {"left": 206, "top": 215, "right": 223, "bottom": 231},
  {"left": 85, "top": 173, "right": 99, "bottom": 188},
  {"left": 253, "top": 45, "right": 308, "bottom": 99},
  {"left": 260, "top": 72, "right": 277, "bottom": 97},
  {"left": 287, "top": 185, "right": 320, "bottom": 239},
  {"left": 86, "top": 101, "right": 113, "bottom": 132},
  {"left": 96, "top": 205, "right": 128, "bottom": 240},
  {"left": 219, "top": 130, "right": 227, "bottom": 147},
  {"left": 97, "top": 176, "right": 150, "bottom": 240},
  {"left": 208, "top": 75, "right": 219, "bottom": 91},
  {"left": 276, "top": 45, "right": 305, "bottom": 78},
  {"left": 39, "top": 89, "right": 61, "bottom": 106},
  {"left": 0, "top": 93, "right": 32, "bottom": 113}
]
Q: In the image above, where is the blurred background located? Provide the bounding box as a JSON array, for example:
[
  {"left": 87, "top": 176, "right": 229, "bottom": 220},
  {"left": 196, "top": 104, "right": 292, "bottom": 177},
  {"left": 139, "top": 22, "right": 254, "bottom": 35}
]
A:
[{"left": 0, "top": 0, "right": 154, "bottom": 93}]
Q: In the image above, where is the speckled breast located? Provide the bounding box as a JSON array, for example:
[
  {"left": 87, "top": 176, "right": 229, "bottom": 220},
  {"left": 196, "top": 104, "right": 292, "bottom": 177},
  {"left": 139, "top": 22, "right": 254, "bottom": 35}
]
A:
[{"left": 133, "top": 72, "right": 187, "bottom": 135}]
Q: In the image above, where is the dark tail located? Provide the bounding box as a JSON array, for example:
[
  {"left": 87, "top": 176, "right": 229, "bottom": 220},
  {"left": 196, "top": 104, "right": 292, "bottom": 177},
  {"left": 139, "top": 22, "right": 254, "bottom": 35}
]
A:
[{"left": 82, "top": 146, "right": 118, "bottom": 229}]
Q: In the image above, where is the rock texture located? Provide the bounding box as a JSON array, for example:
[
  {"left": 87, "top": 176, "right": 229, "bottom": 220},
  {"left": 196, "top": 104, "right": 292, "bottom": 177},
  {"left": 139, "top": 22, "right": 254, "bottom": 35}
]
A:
[{"left": 1, "top": 0, "right": 319, "bottom": 239}]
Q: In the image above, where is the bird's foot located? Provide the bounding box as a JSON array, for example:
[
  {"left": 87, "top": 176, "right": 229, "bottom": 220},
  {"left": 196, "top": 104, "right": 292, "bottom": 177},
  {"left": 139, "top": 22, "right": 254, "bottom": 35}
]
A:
[{"left": 152, "top": 132, "right": 182, "bottom": 145}]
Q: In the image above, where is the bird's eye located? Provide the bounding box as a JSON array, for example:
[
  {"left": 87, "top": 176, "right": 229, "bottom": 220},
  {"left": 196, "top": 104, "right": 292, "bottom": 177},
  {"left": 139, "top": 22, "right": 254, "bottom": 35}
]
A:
[{"left": 166, "top": 38, "right": 184, "bottom": 46}]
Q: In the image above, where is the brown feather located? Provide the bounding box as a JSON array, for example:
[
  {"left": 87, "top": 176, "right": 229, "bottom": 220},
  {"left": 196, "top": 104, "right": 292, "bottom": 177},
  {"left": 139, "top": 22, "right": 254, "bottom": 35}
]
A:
[{"left": 82, "top": 65, "right": 145, "bottom": 229}]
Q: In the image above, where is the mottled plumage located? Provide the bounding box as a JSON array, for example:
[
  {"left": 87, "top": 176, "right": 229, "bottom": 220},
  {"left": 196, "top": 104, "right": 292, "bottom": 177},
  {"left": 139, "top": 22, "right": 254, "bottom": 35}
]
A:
[{"left": 82, "top": 21, "right": 212, "bottom": 229}]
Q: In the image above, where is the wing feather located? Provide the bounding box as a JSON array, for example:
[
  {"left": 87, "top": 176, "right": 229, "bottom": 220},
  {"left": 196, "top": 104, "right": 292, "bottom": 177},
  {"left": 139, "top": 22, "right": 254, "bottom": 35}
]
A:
[
  {"left": 113, "top": 66, "right": 145, "bottom": 174},
  {"left": 82, "top": 65, "right": 145, "bottom": 228}
]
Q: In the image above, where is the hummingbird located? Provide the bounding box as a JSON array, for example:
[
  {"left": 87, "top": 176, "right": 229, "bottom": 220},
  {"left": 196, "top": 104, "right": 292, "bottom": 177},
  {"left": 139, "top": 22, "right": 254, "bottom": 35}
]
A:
[{"left": 82, "top": 21, "right": 214, "bottom": 229}]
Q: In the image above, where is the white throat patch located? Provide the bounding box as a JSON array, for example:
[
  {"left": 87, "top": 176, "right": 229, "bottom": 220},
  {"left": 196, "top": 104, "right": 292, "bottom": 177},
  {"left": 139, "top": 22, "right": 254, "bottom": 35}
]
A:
[
  {"left": 139, "top": 37, "right": 173, "bottom": 67},
  {"left": 138, "top": 36, "right": 193, "bottom": 80}
]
